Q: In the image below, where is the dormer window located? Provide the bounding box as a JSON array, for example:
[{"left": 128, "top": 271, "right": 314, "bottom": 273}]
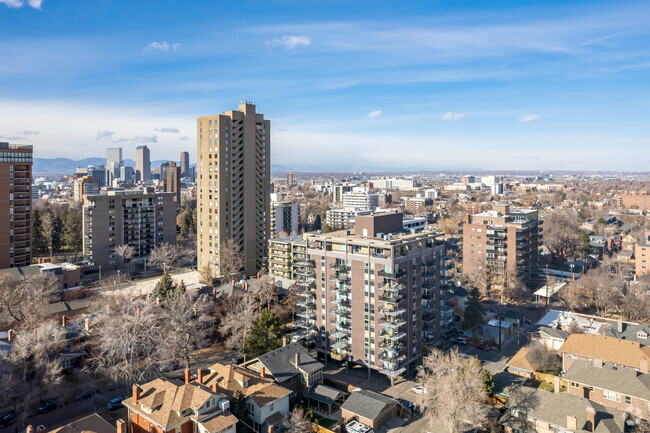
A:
[{"left": 637, "top": 331, "right": 648, "bottom": 339}]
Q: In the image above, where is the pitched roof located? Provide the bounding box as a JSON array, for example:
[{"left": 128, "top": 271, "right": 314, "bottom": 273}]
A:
[
  {"left": 606, "top": 322, "right": 650, "bottom": 346},
  {"left": 122, "top": 378, "right": 228, "bottom": 430},
  {"left": 558, "top": 333, "right": 650, "bottom": 369},
  {"left": 205, "top": 363, "right": 291, "bottom": 408},
  {"left": 528, "top": 324, "right": 570, "bottom": 340},
  {"left": 255, "top": 342, "right": 323, "bottom": 382},
  {"left": 304, "top": 384, "right": 345, "bottom": 405},
  {"left": 340, "top": 389, "right": 397, "bottom": 421},
  {"left": 50, "top": 414, "right": 116, "bottom": 433},
  {"left": 564, "top": 360, "right": 650, "bottom": 401},
  {"left": 506, "top": 347, "right": 539, "bottom": 374},
  {"left": 501, "top": 386, "right": 626, "bottom": 433}
]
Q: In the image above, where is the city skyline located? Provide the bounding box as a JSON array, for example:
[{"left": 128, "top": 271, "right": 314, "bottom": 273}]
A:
[{"left": 1, "top": 1, "right": 650, "bottom": 171}]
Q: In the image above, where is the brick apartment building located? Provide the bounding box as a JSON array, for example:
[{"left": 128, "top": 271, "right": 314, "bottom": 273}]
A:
[
  {"left": 82, "top": 189, "right": 177, "bottom": 269},
  {"left": 636, "top": 233, "right": 650, "bottom": 278},
  {"left": 0, "top": 142, "right": 33, "bottom": 269},
  {"left": 301, "top": 212, "right": 446, "bottom": 384},
  {"left": 617, "top": 191, "right": 650, "bottom": 210},
  {"left": 462, "top": 203, "right": 541, "bottom": 288}
]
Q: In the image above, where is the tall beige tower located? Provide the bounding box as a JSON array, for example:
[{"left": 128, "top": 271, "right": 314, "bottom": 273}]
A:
[{"left": 197, "top": 103, "right": 270, "bottom": 277}]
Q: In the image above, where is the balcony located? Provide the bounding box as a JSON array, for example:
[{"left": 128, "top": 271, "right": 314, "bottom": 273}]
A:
[
  {"left": 378, "top": 269, "right": 407, "bottom": 279},
  {"left": 380, "top": 307, "right": 406, "bottom": 316},
  {"left": 379, "top": 294, "right": 404, "bottom": 305},
  {"left": 381, "top": 330, "right": 406, "bottom": 340},
  {"left": 380, "top": 318, "right": 407, "bottom": 329}
]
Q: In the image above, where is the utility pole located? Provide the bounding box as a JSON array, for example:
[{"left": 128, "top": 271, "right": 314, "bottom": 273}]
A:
[
  {"left": 545, "top": 264, "right": 549, "bottom": 312},
  {"left": 517, "top": 318, "right": 520, "bottom": 351},
  {"left": 498, "top": 310, "right": 502, "bottom": 352}
]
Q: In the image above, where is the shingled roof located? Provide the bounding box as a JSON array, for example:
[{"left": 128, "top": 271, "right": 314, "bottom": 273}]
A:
[
  {"left": 340, "top": 389, "right": 397, "bottom": 421},
  {"left": 564, "top": 360, "right": 650, "bottom": 402},
  {"left": 255, "top": 342, "right": 323, "bottom": 382},
  {"left": 558, "top": 333, "right": 650, "bottom": 369}
]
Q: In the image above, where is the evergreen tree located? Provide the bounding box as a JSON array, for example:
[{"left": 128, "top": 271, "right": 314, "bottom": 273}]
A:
[
  {"left": 181, "top": 208, "right": 196, "bottom": 238},
  {"left": 313, "top": 214, "right": 322, "bottom": 231},
  {"left": 231, "top": 389, "right": 248, "bottom": 421},
  {"left": 152, "top": 272, "right": 177, "bottom": 300},
  {"left": 62, "top": 206, "right": 82, "bottom": 252},
  {"left": 32, "top": 209, "right": 46, "bottom": 256},
  {"left": 322, "top": 224, "right": 332, "bottom": 233},
  {"left": 463, "top": 287, "right": 484, "bottom": 329},
  {"left": 242, "top": 308, "right": 284, "bottom": 359},
  {"left": 578, "top": 230, "right": 592, "bottom": 256}
]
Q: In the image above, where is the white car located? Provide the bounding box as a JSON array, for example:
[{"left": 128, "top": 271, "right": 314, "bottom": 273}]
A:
[
  {"left": 411, "top": 385, "right": 428, "bottom": 395},
  {"left": 291, "top": 334, "right": 305, "bottom": 343}
]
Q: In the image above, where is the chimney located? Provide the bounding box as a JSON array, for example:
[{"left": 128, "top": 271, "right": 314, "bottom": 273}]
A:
[
  {"left": 245, "top": 283, "right": 249, "bottom": 291},
  {"left": 36, "top": 426, "right": 46, "bottom": 433},
  {"left": 116, "top": 420, "right": 126, "bottom": 433},
  {"left": 136, "top": 306, "right": 141, "bottom": 318},
  {"left": 62, "top": 315, "right": 67, "bottom": 327},
  {"left": 156, "top": 298, "right": 160, "bottom": 305},
  {"left": 26, "top": 426, "right": 34, "bottom": 433},
  {"left": 295, "top": 352, "right": 300, "bottom": 367},
  {"left": 554, "top": 376, "right": 561, "bottom": 394},
  {"left": 641, "top": 356, "right": 648, "bottom": 374},
  {"left": 617, "top": 318, "right": 623, "bottom": 333},
  {"left": 260, "top": 366, "right": 266, "bottom": 378},
  {"left": 197, "top": 368, "right": 204, "bottom": 384},
  {"left": 84, "top": 317, "right": 91, "bottom": 332},
  {"left": 132, "top": 384, "right": 140, "bottom": 404},
  {"left": 283, "top": 337, "right": 287, "bottom": 347},
  {"left": 7, "top": 329, "right": 13, "bottom": 342},
  {"left": 268, "top": 425, "right": 274, "bottom": 433},
  {"left": 212, "top": 381, "right": 218, "bottom": 393},
  {"left": 566, "top": 415, "right": 577, "bottom": 431},
  {"left": 593, "top": 358, "right": 603, "bottom": 368},
  {"left": 586, "top": 407, "right": 596, "bottom": 432},
  {"left": 185, "top": 368, "right": 191, "bottom": 384},
  {"left": 602, "top": 324, "right": 607, "bottom": 337}
]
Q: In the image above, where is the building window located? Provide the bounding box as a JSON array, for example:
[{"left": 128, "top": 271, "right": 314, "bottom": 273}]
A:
[{"left": 603, "top": 390, "right": 621, "bottom": 402}]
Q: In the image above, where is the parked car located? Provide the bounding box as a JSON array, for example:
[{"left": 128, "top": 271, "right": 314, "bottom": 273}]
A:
[
  {"left": 158, "top": 360, "right": 180, "bottom": 372},
  {"left": 74, "top": 388, "right": 99, "bottom": 401},
  {"left": 0, "top": 411, "right": 16, "bottom": 428},
  {"left": 37, "top": 397, "right": 57, "bottom": 414},
  {"left": 475, "top": 343, "right": 491, "bottom": 351},
  {"left": 452, "top": 337, "right": 467, "bottom": 345},
  {"left": 411, "top": 385, "right": 428, "bottom": 395},
  {"left": 291, "top": 334, "right": 305, "bottom": 343},
  {"left": 107, "top": 397, "right": 126, "bottom": 410}
]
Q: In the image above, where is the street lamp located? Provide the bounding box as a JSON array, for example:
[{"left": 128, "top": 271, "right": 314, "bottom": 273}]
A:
[{"left": 98, "top": 265, "right": 102, "bottom": 282}]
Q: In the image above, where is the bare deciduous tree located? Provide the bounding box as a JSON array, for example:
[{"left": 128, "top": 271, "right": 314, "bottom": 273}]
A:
[
  {"left": 526, "top": 342, "right": 560, "bottom": 373},
  {"left": 218, "top": 239, "right": 244, "bottom": 283},
  {"left": 115, "top": 244, "right": 135, "bottom": 273},
  {"left": 257, "top": 273, "right": 277, "bottom": 309},
  {"left": 148, "top": 243, "right": 179, "bottom": 272},
  {"left": 417, "top": 348, "right": 488, "bottom": 433},
  {"left": 219, "top": 294, "right": 258, "bottom": 352},
  {"left": 88, "top": 293, "right": 163, "bottom": 384},
  {"left": 159, "top": 293, "right": 214, "bottom": 369},
  {"left": 0, "top": 273, "right": 59, "bottom": 328},
  {"left": 544, "top": 212, "right": 580, "bottom": 262},
  {"left": 282, "top": 407, "right": 312, "bottom": 433}
]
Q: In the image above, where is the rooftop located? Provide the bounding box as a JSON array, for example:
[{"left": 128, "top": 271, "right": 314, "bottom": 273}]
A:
[
  {"left": 564, "top": 360, "right": 650, "bottom": 403},
  {"left": 50, "top": 414, "right": 116, "bottom": 433},
  {"left": 558, "top": 333, "right": 650, "bottom": 369},
  {"left": 340, "top": 389, "right": 397, "bottom": 421}
]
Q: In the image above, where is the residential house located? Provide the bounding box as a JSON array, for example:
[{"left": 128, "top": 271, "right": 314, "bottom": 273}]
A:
[
  {"left": 506, "top": 347, "right": 542, "bottom": 378},
  {"left": 558, "top": 333, "right": 650, "bottom": 372},
  {"left": 202, "top": 363, "right": 291, "bottom": 433},
  {"left": 49, "top": 414, "right": 119, "bottom": 433},
  {"left": 243, "top": 342, "right": 324, "bottom": 399},
  {"left": 123, "top": 374, "right": 238, "bottom": 433},
  {"left": 340, "top": 389, "right": 399, "bottom": 432},
  {"left": 500, "top": 385, "right": 628, "bottom": 433},
  {"left": 527, "top": 325, "right": 570, "bottom": 351},
  {"left": 564, "top": 360, "right": 650, "bottom": 420}
]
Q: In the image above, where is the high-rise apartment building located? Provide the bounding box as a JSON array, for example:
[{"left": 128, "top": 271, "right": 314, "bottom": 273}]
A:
[
  {"left": 333, "top": 184, "right": 353, "bottom": 203},
  {"left": 136, "top": 145, "right": 151, "bottom": 182},
  {"left": 0, "top": 143, "right": 33, "bottom": 269},
  {"left": 268, "top": 235, "right": 309, "bottom": 279},
  {"left": 462, "top": 203, "right": 541, "bottom": 288},
  {"left": 270, "top": 201, "right": 299, "bottom": 237},
  {"left": 287, "top": 172, "right": 294, "bottom": 185},
  {"left": 342, "top": 190, "right": 380, "bottom": 210},
  {"left": 180, "top": 151, "right": 190, "bottom": 178},
  {"left": 82, "top": 189, "right": 176, "bottom": 269},
  {"left": 197, "top": 103, "right": 270, "bottom": 277},
  {"left": 73, "top": 176, "right": 100, "bottom": 203},
  {"left": 635, "top": 233, "right": 650, "bottom": 278},
  {"left": 106, "top": 147, "right": 123, "bottom": 179},
  {"left": 163, "top": 161, "right": 181, "bottom": 204},
  {"left": 300, "top": 212, "right": 445, "bottom": 383}
]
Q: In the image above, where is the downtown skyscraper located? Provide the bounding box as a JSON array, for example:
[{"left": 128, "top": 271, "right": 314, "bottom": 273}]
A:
[
  {"left": 196, "top": 103, "right": 270, "bottom": 277},
  {"left": 136, "top": 145, "right": 151, "bottom": 182}
]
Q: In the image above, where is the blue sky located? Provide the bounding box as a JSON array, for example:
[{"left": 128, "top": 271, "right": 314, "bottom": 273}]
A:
[{"left": 1, "top": 0, "right": 649, "bottom": 171}]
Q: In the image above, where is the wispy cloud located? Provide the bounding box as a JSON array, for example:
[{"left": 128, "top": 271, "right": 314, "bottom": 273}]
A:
[
  {"left": 0, "top": 134, "right": 25, "bottom": 140},
  {"left": 368, "top": 110, "right": 383, "bottom": 118},
  {"left": 22, "top": 129, "right": 39, "bottom": 135},
  {"left": 0, "top": 0, "right": 41, "bottom": 9},
  {"left": 96, "top": 130, "right": 115, "bottom": 140},
  {"left": 132, "top": 134, "right": 157, "bottom": 143},
  {"left": 519, "top": 114, "right": 541, "bottom": 122},
  {"left": 154, "top": 127, "right": 179, "bottom": 133},
  {"left": 268, "top": 35, "right": 311, "bottom": 50},
  {"left": 179, "top": 136, "right": 190, "bottom": 141},
  {"left": 145, "top": 41, "right": 180, "bottom": 52},
  {"left": 442, "top": 112, "right": 466, "bottom": 121}
]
